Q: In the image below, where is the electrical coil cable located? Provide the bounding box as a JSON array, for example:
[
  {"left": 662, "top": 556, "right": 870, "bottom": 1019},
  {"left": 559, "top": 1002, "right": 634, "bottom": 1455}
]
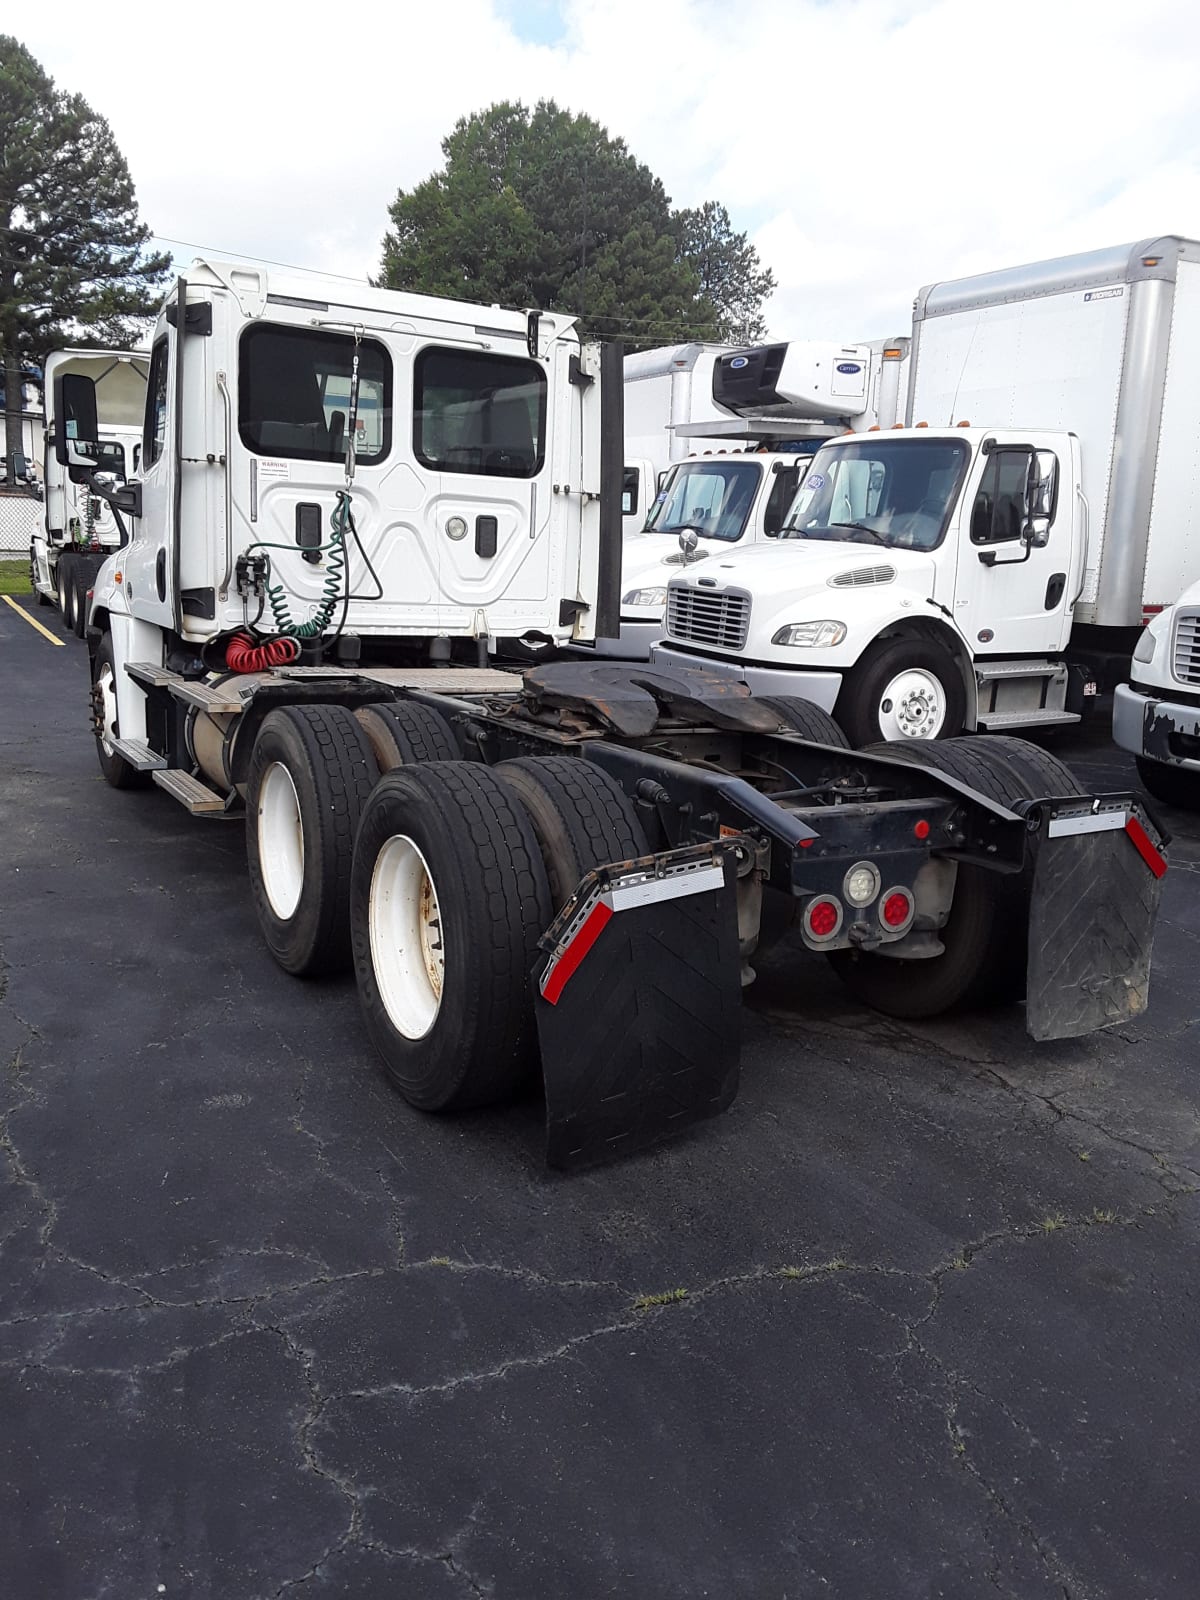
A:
[
  {"left": 224, "top": 631, "right": 301, "bottom": 671},
  {"left": 262, "top": 489, "right": 351, "bottom": 638}
]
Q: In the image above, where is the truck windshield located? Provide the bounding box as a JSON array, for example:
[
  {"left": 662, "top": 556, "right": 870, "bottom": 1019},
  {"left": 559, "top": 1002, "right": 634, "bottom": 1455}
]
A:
[
  {"left": 780, "top": 438, "right": 969, "bottom": 551},
  {"left": 643, "top": 460, "right": 761, "bottom": 542}
]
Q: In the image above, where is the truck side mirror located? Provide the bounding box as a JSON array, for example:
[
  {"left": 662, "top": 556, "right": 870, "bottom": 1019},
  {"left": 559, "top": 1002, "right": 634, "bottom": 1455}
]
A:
[
  {"left": 1022, "top": 450, "right": 1057, "bottom": 548},
  {"left": 53, "top": 374, "right": 100, "bottom": 468}
]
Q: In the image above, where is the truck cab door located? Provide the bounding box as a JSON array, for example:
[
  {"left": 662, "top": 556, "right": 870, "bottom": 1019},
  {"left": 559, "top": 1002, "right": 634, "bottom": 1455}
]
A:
[
  {"left": 951, "top": 444, "right": 1073, "bottom": 654},
  {"left": 123, "top": 330, "right": 178, "bottom": 627}
]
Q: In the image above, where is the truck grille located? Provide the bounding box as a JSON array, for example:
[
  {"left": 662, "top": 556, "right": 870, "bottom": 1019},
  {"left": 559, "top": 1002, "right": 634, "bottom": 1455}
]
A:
[
  {"left": 666, "top": 585, "right": 750, "bottom": 650},
  {"left": 1174, "top": 611, "right": 1200, "bottom": 686}
]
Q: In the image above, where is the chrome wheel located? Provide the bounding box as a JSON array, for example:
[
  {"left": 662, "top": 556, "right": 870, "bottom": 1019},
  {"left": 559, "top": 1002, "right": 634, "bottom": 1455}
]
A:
[{"left": 877, "top": 668, "right": 947, "bottom": 740}]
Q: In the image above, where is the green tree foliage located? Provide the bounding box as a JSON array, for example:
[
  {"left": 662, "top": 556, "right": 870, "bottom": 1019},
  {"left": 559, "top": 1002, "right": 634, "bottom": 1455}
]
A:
[
  {"left": 379, "top": 101, "right": 774, "bottom": 349},
  {"left": 0, "top": 35, "right": 170, "bottom": 465},
  {"left": 676, "top": 200, "right": 777, "bottom": 342}
]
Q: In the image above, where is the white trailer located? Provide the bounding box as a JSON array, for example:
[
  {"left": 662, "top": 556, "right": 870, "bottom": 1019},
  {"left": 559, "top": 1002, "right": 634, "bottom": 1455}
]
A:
[
  {"left": 34, "top": 349, "right": 150, "bottom": 634},
  {"left": 55, "top": 261, "right": 1166, "bottom": 1165},
  {"left": 654, "top": 237, "right": 1200, "bottom": 744}
]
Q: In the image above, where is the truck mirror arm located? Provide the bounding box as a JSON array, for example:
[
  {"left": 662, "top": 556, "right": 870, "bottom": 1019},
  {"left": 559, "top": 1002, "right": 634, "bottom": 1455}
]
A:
[{"left": 76, "top": 466, "right": 141, "bottom": 546}]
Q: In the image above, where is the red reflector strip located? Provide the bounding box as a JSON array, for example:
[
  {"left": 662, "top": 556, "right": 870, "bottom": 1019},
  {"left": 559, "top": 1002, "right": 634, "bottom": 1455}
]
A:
[
  {"left": 1126, "top": 816, "right": 1167, "bottom": 879},
  {"left": 540, "top": 901, "right": 613, "bottom": 1006}
]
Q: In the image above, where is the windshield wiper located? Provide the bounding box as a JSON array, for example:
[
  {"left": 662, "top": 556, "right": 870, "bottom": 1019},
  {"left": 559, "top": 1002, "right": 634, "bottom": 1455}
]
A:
[{"left": 830, "top": 521, "right": 888, "bottom": 546}]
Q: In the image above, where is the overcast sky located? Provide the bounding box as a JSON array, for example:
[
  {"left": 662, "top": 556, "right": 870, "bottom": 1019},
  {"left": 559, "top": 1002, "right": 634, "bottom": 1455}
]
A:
[{"left": 21, "top": 0, "right": 1200, "bottom": 343}]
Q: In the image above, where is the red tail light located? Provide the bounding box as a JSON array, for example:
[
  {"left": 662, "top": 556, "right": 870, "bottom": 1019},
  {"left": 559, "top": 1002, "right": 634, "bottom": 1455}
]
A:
[
  {"left": 880, "top": 889, "right": 914, "bottom": 931},
  {"left": 803, "top": 896, "right": 843, "bottom": 942}
]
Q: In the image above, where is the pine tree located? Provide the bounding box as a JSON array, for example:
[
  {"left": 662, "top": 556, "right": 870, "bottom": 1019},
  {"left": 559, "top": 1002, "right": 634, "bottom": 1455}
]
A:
[
  {"left": 0, "top": 36, "right": 170, "bottom": 468},
  {"left": 379, "top": 101, "right": 773, "bottom": 350},
  {"left": 676, "top": 201, "right": 777, "bottom": 343}
]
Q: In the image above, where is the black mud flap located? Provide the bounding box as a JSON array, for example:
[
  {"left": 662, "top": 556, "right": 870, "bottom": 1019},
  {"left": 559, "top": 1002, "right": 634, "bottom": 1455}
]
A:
[
  {"left": 1026, "top": 798, "right": 1168, "bottom": 1041},
  {"left": 533, "top": 844, "right": 742, "bottom": 1170}
]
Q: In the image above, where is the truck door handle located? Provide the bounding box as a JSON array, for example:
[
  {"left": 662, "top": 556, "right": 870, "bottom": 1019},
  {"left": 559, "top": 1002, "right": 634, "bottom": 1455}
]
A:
[
  {"left": 475, "top": 515, "right": 498, "bottom": 558},
  {"left": 1045, "top": 573, "right": 1066, "bottom": 609},
  {"left": 155, "top": 548, "right": 167, "bottom": 601}
]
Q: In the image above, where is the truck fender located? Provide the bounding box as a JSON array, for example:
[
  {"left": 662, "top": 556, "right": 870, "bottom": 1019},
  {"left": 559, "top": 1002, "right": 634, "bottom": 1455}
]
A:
[{"left": 847, "top": 611, "right": 979, "bottom": 731}]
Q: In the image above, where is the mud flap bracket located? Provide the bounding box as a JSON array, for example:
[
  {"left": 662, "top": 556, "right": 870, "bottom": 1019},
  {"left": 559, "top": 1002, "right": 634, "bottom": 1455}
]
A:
[
  {"left": 534, "top": 844, "right": 743, "bottom": 1169},
  {"left": 1025, "top": 797, "right": 1167, "bottom": 1041}
]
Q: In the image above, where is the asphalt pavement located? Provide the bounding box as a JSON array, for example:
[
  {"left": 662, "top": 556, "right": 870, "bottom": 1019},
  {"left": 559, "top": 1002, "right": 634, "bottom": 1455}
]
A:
[{"left": 2, "top": 588, "right": 1199, "bottom": 1600}]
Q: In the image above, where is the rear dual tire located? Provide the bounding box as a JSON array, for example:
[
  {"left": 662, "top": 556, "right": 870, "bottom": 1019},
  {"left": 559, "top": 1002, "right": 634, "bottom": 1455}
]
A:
[{"left": 829, "top": 735, "right": 1085, "bottom": 1017}]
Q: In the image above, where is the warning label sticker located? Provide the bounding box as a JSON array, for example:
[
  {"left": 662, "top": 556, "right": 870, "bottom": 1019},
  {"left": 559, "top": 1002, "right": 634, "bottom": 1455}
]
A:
[{"left": 257, "top": 458, "right": 290, "bottom": 480}]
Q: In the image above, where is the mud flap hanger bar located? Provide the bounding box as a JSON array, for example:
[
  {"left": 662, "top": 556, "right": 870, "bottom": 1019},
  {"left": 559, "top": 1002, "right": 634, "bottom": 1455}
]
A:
[{"left": 533, "top": 842, "right": 743, "bottom": 1170}]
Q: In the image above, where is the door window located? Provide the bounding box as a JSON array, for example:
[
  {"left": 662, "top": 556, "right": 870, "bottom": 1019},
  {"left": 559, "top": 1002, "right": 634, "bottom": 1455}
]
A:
[
  {"left": 970, "top": 448, "right": 1058, "bottom": 545},
  {"left": 763, "top": 464, "right": 804, "bottom": 536},
  {"left": 622, "top": 467, "right": 640, "bottom": 517},
  {"left": 414, "top": 348, "right": 546, "bottom": 478}
]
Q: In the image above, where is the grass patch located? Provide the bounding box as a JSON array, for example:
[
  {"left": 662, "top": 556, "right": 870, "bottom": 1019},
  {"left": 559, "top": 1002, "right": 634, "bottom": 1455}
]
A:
[
  {"left": 1040, "top": 1213, "right": 1068, "bottom": 1233},
  {"left": 633, "top": 1287, "right": 688, "bottom": 1311},
  {"left": 0, "top": 562, "right": 33, "bottom": 596},
  {"left": 1091, "top": 1208, "right": 1119, "bottom": 1224}
]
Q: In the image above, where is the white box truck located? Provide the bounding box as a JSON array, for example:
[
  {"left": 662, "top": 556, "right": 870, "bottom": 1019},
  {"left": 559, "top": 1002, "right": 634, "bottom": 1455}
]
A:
[
  {"left": 54, "top": 260, "right": 1165, "bottom": 1165},
  {"left": 34, "top": 348, "right": 150, "bottom": 635},
  {"left": 609, "top": 337, "right": 910, "bottom": 658},
  {"left": 653, "top": 236, "right": 1200, "bottom": 745}
]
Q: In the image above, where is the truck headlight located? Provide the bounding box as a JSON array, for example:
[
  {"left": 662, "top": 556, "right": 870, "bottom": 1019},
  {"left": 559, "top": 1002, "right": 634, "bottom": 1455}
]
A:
[
  {"left": 622, "top": 586, "right": 668, "bottom": 607},
  {"left": 771, "top": 620, "right": 847, "bottom": 648},
  {"left": 1133, "top": 626, "right": 1157, "bottom": 663}
]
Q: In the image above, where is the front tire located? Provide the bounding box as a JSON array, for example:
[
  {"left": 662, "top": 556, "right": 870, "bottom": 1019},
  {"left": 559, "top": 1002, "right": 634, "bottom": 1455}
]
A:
[
  {"left": 56, "top": 554, "right": 77, "bottom": 629},
  {"left": 246, "top": 705, "right": 377, "bottom": 976},
  {"left": 1136, "top": 756, "right": 1200, "bottom": 811},
  {"left": 838, "top": 639, "right": 965, "bottom": 746},
  {"left": 351, "top": 762, "right": 553, "bottom": 1110},
  {"left": 92, "top": 634, "right": 150, "bottom": 790}
]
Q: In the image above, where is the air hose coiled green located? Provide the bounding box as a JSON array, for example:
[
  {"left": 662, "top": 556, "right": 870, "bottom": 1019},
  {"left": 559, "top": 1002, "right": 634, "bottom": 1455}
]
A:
[{"left": 264, "top": 490, "right": 352, "bottom": 638}]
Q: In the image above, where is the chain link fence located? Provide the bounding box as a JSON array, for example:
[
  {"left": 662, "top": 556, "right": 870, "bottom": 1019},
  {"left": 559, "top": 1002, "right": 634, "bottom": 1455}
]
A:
[{"left": 0, "top": 491, "right": 40, "bottom": 559}]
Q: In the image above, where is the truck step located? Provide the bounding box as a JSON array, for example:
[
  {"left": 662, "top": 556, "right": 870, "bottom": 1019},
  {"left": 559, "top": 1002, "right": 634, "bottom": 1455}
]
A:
[
  {"left": 977, "top": 710, "right": 1081, "bottom": 730},
  {"left": 109, "top": 737, "right": 167, "bottom": 771},
  {"left": 974, "top": 659, "right": 1064, "bottom": 681},
  {"left": 151, "top": 768, "right": 228, "bottom": 814},
  {"left": 125, "top": 661, "right": 245, "bottom": 714}
]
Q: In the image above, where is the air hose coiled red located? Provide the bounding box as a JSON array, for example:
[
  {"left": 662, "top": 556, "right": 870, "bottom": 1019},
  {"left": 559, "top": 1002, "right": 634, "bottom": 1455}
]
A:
[{"left": 224, "top": 631, "right": 302, "bottom": 672}]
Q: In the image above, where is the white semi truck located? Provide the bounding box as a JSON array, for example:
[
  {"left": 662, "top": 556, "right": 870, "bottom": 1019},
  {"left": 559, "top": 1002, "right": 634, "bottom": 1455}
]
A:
[
  {"left": 1114, "top": 581, "right": 1200, "bottom": 808},
  {"left": 654, "top": 237, "right": 1200, "bottom": 745},
  {"left": 611, "top": 338, "right": 911, "bottom": 658},
  {"left": 57, "top": 260, "right": 1166, "bottom": 1166},
  {"left": 34, "top": 349, "right": 149, "bottom": 636}
]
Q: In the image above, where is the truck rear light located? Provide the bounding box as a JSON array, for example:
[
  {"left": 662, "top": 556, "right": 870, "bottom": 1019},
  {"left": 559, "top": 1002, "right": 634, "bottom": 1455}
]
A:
[
  {"left": 880, "top": 889, "right": 914, "bottom": 931},
  {"left": 914, "top": 819, "right": 930, "bottom": 840},
  {"left": 843, "top": 862, "right": 881, "bottom": 907},
  {"left": 803, "top": 896, "right": 843, "bottom": 942}
]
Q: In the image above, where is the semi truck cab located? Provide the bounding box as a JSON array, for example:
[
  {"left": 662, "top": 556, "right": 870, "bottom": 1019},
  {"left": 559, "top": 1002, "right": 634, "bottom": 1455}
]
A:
[
  {"left": 652, "top": 426, "right": 1087, "bottom": 745},
  {"left": 1114, "top": 580, "right": 1200, "bottom": 809}
]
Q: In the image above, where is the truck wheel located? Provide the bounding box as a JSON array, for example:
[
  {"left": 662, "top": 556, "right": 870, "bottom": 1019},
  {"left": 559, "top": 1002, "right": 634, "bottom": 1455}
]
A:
[
  {"left": 354, "top": 701, "right": 458, "bottom": 771},
  {"left": 351, "top": 762, "right": 553, "bottom": 1110},
  {"left": 30, "top": 547, "right": 50, "bottom": 606},
  {"left": 71, "top": 558, "right": 100, "bottom": 639},
  {"left": 753, "top": 695, "right": 849, "bottom": 747},
  {"left": 495, "top": 756, "right": 649, "bottom": 909},
  {"left": 246, "top": 705, "right": 378, "bottom": 976},
  {"left": 831, "top": 735, "right": 1085, "bottom": 1015},
  {"left": 1136, "top": 756, "right": 1200, "bottom": 811},
  {"left": 56, "top": 554, "right": 77, "bottom": 628},
  {"left": 92, "top": 634, "right": 150, "bottom": 790},
  {"left": 838, "top": 639, "right": 965, "bottom": 746}
]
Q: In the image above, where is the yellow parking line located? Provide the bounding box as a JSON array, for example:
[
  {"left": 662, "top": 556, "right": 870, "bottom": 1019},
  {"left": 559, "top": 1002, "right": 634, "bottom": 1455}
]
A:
[{"left": 2, "top": 593, "right": 66, "bottom": 646}]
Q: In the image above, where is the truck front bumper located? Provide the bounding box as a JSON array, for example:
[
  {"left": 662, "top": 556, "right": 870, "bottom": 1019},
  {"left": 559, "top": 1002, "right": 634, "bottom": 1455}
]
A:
[
  {"left": 648, "top": 643, "right": 843, "bottom": 713},
  {"left": 1113, "top": 682, "right": 1200, "bottom": 770}
]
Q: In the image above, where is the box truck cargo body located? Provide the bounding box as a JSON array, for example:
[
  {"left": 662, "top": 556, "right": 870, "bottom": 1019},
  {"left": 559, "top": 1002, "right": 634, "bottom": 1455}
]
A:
[{"left": 653, "top": 238, "right": 1200, "bottom": 743}]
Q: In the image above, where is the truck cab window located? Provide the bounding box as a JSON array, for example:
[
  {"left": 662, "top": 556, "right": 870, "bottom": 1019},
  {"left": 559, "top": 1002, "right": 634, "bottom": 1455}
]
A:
[
  {"left": 782, "top": 438, "right": 968, "bottom": 551},
  {"left": 644, "top": 460, "right": 761, "bottom": 542},
  {"left": 239, "top": 325, "right": 391, "bottom": 464},
  {"left": 763, "top": 464, "right": 804, "bottom": 537},
  {"left": 971, "top": 449, "right": 1039, "bottom": 544},
  {"left": 622, "top": 467, "right": 640, "bottom": 517},
  {"left": 144, "top": 340, "right": 169, "bottom": 468},
  {"left": 414, "top": 348, "right": 546, "bottom": 478}
]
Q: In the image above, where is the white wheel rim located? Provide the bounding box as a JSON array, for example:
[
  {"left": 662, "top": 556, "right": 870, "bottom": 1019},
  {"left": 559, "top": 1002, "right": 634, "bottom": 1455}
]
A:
[
  {"left": 369, "top": 834, "right": 445, "bottom": 1040},
  {"left": 97, "top": 663, "right": 118, "bottom": 757},
  {"left": 258, "top": 761, "right": 305, "bottom": 920},
  {"left": 877, "top": 667, "right": 947, "bottom": 740}
]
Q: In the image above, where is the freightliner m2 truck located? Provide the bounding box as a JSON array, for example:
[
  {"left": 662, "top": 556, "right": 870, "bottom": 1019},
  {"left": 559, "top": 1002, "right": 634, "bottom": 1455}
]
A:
[
  {"left": 34, "top": 349, "right": 149, "bottom": 635},
  {"left": 58, "top": 259, "right": 1167, "bottom": 1166},
  {"left": 654, "top": 238, "right": 1200, "bottom": 746}
]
